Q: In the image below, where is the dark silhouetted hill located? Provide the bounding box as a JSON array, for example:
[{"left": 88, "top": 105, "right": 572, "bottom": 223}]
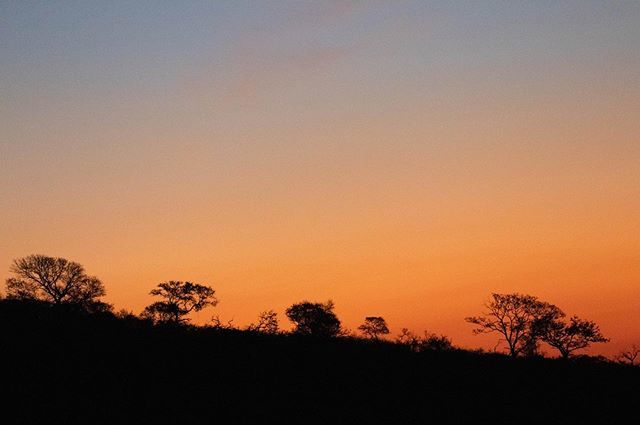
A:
[{"left": 1, "top": 299, "right": 637, "bottom": 425}]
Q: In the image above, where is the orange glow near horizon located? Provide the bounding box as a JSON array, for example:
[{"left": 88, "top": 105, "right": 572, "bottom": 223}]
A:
[{"left": 1, "top": 2, "right": 639, "bottom": 357}]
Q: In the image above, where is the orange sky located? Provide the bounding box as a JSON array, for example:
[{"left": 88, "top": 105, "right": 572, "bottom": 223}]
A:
[{"left": 1, "top": 1, "right": 639, "bottom": 356}]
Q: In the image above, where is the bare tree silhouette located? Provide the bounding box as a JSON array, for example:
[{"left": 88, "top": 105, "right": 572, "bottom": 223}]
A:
[
  {"left": 142, "top": 281, "right": 217, "bottom": 324},
  {"left": 465, "top": 293, "right": 563, "bottom": 357},
  {"left": 616, "top": 344, "right": 639, "bottom": 366},
  {"left": 538, "top": 316, "right": 608, "bottom": 359},
  {"left": 5, "top": 254, "right": 111, "bottom": 312},
  {"left": 210, "top": 314, "right": 236, "bottom": 330},
  {"left": 285, "top": 300, "right": 341, "bottom": 337},
  {"left": 358, "top": 316, "right": 389, "bottom": 340},
  {"left": 247, "top": 310, "right": 279, "bottom": 334},
  {"left": 396, "top": 328, "right": 421, "bottom": 351}
]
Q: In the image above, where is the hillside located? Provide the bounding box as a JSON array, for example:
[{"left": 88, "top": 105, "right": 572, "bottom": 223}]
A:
[{"left": 1, "top": 300, "right": 637, "bottom": 425}]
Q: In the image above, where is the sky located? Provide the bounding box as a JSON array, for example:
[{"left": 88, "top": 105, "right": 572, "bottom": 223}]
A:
[{"left": 1, "top": 0, "right": 639, "bottom": 356}]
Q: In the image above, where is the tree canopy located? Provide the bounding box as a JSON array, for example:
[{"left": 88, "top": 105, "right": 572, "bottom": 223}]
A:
[
  {"left": 285, "top": 300, "right": 341, "bottom": 337},
  {"left": 5, "top": 254, "right": 111, "bottom": 312},
  {"left": 465, "top": 293, "right": 563, "bottom": 357},
  {"left": 538, "top": 315, "right": 608, "bottom": 359},
  {"left": 358, "top": 316, "right": 390, "bottom": 340},
  {"left": 142, "top": 281, "right": 217, "bottom": 324}
]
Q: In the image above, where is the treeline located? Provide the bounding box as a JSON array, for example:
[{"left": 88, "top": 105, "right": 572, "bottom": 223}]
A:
[{"left": 3, "top": 254, "right": 638, "bottom": 365}]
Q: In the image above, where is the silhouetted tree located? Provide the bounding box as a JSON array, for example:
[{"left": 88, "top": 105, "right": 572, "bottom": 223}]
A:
[
  {"left": 358, "top": 316, "right": 389, "bottom": 340},
  {"left": 5, "top": 254, "right": 111, "bottom": 312},
  {"left": 285, "top": 300, "right": 341, "bottom": 337},
  {"left": 141, "top": 281, "right": 217, "bottom": 324},
  {"left": 465, "top": 293, "right": 563, "bottom": 357},
  {"left": 247, "top": 310, "right": 279, "bottom": 334},
  {"left": 538, "top": 315, "right": 608, "bottom": 359},
  {"left": 519, "top": 333, "right": 544, "bottom": 358},
  {"left": 616, "top": 344, "right": 639, "bottom": 366}
]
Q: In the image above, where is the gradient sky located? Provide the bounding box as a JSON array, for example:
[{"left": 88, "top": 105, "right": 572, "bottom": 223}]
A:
[{"left": 1, "top": 1, "right": 639, "bottom": 356}]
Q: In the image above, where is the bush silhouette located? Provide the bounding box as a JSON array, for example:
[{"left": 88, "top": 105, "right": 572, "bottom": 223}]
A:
[
  {"left": 247, "top": 309, "right": 279, "bottom": 334},
  {"left": 420, "top": 332, "right": 454, "bottom": 351}
]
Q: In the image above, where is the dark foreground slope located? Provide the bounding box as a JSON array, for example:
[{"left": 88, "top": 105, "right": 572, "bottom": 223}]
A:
[{"left": 1, "top": 300, "right": 638, "bottom": 425}]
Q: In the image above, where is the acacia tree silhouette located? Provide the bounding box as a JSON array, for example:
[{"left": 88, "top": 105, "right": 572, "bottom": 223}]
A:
[
  {"left": 142, "top": 281, "right": 217, "bottom": 324},
  {"left": 5, "top": 254, "right": 111, "bottom": 312},
  {"left": 285, "top": 300, "right": 341, "bottom": 337},
  {"left": 358, "top": 316, "right": 389, "bottom": 340},
  {"left": 538, "top": 315, "right": 608, "bottom": 359},
  {"left": 465, "top": 293, "right": 563, "bottom": 357}
]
